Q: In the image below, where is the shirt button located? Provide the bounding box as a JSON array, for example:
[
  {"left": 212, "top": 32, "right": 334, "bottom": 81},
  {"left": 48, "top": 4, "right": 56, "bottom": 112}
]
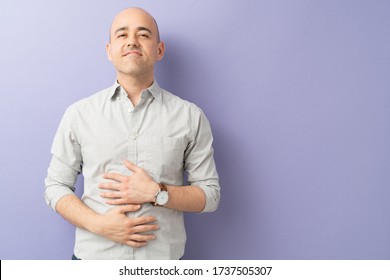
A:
[{"left": 130, "top": 135, "right": 137, "bottom": 141}]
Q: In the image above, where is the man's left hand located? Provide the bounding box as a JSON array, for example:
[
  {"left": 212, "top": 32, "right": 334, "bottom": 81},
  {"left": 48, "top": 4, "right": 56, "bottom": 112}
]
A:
[{"left": 99, "top": 160, "right": 160, "bottom": 205}]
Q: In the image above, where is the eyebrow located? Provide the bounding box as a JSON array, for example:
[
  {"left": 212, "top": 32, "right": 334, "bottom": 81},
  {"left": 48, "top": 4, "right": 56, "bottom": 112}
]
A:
[
  {"left": 114, "top": 26, "right": 153, "bottom": 35},
  {"left": 114, "top": 26, "right": 128, "bottom": 35}
]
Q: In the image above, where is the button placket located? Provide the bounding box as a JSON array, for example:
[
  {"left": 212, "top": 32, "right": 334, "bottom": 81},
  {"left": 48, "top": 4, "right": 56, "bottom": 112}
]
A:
[{"left": 128, "top": 106, "right": 139, "bottom": 166}]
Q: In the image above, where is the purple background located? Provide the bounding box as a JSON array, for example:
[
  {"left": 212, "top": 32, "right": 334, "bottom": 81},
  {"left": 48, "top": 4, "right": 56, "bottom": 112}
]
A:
[{"left": 1, "top": 0, "right": 389, "bottom": 260}]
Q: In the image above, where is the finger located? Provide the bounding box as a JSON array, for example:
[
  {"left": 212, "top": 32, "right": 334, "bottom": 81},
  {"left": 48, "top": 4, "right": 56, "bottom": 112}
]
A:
[
  {"left": 124, "top": 160, "right": 140, "bottom": 172},
  {"left": 100, "top": 191, "right": 123, "bottom": 199},
  {"left": 125, "top": 240, "right": 148, "bottom": 248},
  {"left": 118, "top": 204, "right": 141, "bottom": 213},
  {"left": 98, "top": 182, "right": 122, "bottom": 191},
  {"left": 132, "top": 216, "right": 158, "bottom": 226},
  {"left": 131, "top": 224, "right": 160, "bottom": 233},
  {"left": 129, "top": 234, "right": 156, "bottom": 242},
  {"left": 125, "top": 234, "right": 156, "bottom": 247},
  {"left": 102, "top": 172, "right": 128, "bottom": 182}
]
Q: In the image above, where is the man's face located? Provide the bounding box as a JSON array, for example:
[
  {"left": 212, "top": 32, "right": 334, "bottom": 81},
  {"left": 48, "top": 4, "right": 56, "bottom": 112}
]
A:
[{"left": 106, "top": 9, "right": 164, "bottom": 78}]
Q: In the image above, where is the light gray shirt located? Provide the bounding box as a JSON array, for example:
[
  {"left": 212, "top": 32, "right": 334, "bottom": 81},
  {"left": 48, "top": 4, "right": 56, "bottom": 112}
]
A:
[{"left": 44, "top": 80, "right": 220, "bottom": 260}]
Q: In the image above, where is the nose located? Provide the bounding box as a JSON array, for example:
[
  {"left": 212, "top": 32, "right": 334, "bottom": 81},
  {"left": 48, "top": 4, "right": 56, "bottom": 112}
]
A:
[{"left": 127, "top": 34, "right": 139, "bottom": 48}]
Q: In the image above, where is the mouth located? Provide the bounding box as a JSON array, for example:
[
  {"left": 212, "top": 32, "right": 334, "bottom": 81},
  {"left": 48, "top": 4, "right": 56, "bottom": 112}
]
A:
[{"left": 123, "top": 50, "right": 142, "bottom": 57}]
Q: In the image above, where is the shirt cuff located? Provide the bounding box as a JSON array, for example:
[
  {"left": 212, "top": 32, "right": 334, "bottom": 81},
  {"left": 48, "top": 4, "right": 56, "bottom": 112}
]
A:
[
  {"left": 197, "top": 183, "right": 220, "bottom": 213},
  {"left": 44, "top": 179, "right": 75, "bottom": 212}
]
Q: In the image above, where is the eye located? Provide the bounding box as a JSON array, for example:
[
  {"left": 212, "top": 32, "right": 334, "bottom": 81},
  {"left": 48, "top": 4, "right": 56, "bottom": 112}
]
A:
[
  {"left": 139, "top": 33, "right": 150, "bottom": 38},
  {"left": 117, "top": 33, "right": 126, "bottom": 38}
]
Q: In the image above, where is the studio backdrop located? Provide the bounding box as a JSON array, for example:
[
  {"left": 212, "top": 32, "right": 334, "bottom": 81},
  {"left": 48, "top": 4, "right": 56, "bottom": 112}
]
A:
[{"left": 0, "top": 0, "right": 389, "bottom": 259}]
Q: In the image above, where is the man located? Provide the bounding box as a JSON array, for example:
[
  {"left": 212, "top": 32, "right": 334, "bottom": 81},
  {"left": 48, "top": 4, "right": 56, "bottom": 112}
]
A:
[{"left": 44, "top": 7, "right": 220, "bottom": 260}]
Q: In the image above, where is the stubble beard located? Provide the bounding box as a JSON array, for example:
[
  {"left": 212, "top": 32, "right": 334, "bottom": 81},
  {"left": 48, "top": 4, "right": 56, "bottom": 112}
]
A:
[{"left": 118, "top": 57, "right": 154, "bottom": 78}]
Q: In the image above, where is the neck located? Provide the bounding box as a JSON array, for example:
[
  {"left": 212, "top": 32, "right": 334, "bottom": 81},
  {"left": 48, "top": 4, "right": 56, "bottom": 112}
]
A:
[{"left": 117, "top": 73, "right": 154, "bottom": 106}]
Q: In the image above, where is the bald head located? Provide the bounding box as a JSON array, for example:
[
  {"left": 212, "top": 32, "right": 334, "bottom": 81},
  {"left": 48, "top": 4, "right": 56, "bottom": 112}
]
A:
[
  {"left": 105, "top": 7, "right": 165, "bottom": 83},
  {"left": 109, "top": 7, "right": 160, "bottom": 42}
]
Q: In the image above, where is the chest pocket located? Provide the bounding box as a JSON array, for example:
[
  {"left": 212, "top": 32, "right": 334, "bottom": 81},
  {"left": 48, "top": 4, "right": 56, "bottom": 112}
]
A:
[{"left": 138, "top": 136, "right": 186, "bottom": 183}]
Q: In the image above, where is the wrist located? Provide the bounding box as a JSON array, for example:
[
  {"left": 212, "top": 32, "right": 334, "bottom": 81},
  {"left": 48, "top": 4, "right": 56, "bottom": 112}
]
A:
[
  {"left": 150, "top": 181, "right": 160, "bottom": 203},
  {"left": 152, "top": 182, "right": 169, "bottom": 206},
  {"left": 86, "top": 212, "right": 104, "bottom": 235}
]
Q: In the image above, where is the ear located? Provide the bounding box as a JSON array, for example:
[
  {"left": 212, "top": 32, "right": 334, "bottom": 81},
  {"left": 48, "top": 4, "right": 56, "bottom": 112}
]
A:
[
  {"left": 106, "top": 43, "right": 112, "bottom": 61},
  {"left": 157, "top": 41, "right": 165, "bottom": 61}
]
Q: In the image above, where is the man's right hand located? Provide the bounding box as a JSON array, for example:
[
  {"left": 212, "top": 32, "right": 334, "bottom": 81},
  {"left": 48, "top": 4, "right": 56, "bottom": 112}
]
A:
[
  {"left": 56, "top": 194, "right": 158, "bottom": 248},
  {"left": 95, "top": 204, "right": 159, "bottom": 247}
]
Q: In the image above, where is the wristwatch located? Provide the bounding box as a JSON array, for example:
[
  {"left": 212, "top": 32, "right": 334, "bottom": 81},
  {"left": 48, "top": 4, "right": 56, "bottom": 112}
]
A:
[{"left": 153, "top": 183, "right": 169, "bottom": 206}]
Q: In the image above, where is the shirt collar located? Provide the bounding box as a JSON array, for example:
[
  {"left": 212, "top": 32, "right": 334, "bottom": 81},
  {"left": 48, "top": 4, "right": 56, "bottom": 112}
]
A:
[{"left": 109, "top": 79, "right": 163, "bottom": 101}]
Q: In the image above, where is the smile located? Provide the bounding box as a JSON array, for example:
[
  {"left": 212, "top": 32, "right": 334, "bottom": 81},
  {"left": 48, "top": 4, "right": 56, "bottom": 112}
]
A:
[{"left": 123, "top": 50, "right": 142, "bottom": 56}]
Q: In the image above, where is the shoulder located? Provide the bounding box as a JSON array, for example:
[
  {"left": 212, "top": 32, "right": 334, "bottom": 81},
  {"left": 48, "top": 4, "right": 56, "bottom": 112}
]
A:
[
  {"left": 64, "top": 86, "right": 113, "bottom": 115},
  {"left": 161, "top": 88, "right": 211, "bottom": 134},
  {"left": 161, "top": 88, "right": 204, "bottom": 117}
]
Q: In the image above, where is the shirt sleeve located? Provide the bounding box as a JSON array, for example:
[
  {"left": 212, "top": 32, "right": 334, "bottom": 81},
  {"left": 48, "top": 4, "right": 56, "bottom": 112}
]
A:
[
  {"left": 185, "top": 105, "right": 220, "bottom": 213},
  {"left": 44, "top": 105, "right": 82, "bottom": 211}
]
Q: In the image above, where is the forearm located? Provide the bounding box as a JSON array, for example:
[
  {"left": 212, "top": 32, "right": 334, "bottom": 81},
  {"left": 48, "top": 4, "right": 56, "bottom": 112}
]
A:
[
  {"left": 164, "top": 185, "right": 206, "bottom": 213},
  {"left": 55, "top": 194, "right": 102, "bottom": 234}
]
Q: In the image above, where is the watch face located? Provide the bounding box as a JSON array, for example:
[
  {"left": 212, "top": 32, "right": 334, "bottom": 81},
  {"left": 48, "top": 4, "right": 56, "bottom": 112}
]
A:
[{"left": 157, "top": 191, "right": 169, "bottom": 205}]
